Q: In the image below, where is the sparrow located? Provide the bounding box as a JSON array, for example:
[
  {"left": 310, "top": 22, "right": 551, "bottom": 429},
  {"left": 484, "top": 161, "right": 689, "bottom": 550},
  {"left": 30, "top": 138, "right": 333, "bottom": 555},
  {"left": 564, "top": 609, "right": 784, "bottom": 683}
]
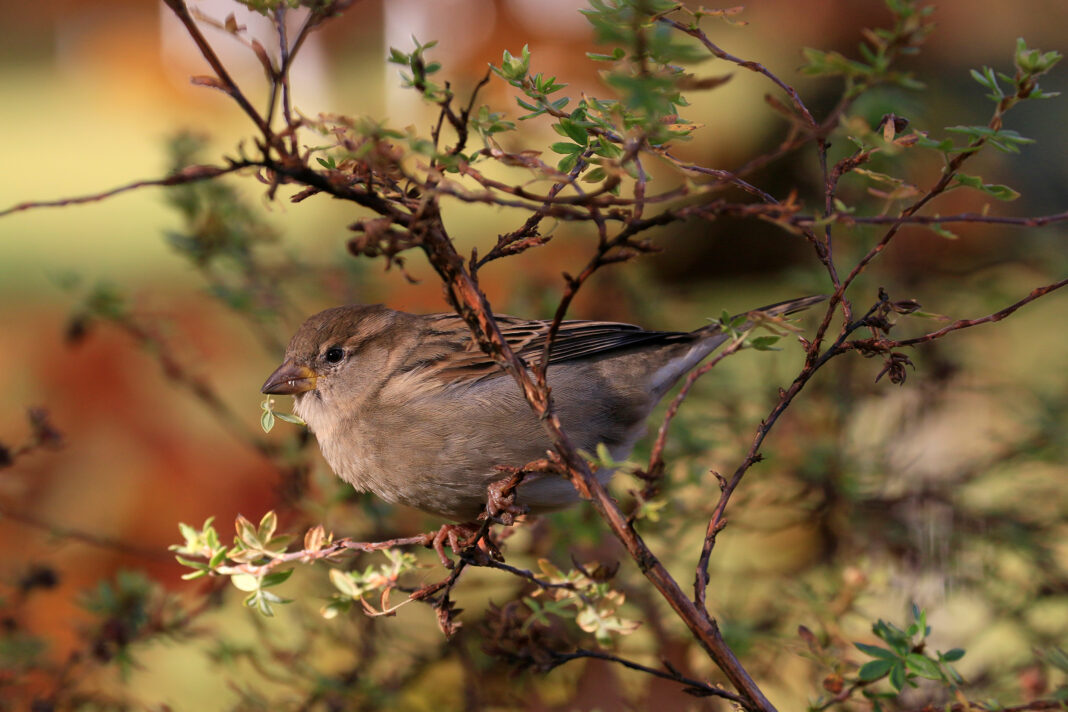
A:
[{"left": 261, "top": 295, "right": 824, "bottom": 521}]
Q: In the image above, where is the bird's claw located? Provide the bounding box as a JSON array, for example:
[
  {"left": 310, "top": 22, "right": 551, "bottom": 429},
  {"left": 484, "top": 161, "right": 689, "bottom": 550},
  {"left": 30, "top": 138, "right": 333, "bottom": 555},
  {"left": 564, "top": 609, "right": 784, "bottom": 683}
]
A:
[
  {"left": 429, "top": 522, "right": 481, "bottom": 569},
  {"left": 483, "top": 470, "right": 529, "bottom": 526}
]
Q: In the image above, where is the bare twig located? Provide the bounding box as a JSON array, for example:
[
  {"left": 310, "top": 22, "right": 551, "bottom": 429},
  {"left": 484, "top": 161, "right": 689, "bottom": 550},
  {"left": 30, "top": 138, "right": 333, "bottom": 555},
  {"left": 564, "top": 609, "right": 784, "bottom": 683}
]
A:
[
  {"left": 161, "top": 0, "right": 272, "bottom": 140},
  {"left": 0, "top": 163, "right": 250, "bottom": 218},
  {"left": 867, "top": 277, "right": 1068, "bottom": 349},
  {"left": 548, "top": 648, "right": 745, "bottom": 704},
  {"left": 660, "top": 17, "right": 817, "bottom": 129}
]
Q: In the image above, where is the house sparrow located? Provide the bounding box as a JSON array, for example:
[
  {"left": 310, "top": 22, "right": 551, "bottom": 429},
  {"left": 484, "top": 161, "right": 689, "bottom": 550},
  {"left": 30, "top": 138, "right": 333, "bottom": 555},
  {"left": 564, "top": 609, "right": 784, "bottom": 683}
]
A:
[{"left": 261, "top": 296, "right": 824, "bottom": 521}]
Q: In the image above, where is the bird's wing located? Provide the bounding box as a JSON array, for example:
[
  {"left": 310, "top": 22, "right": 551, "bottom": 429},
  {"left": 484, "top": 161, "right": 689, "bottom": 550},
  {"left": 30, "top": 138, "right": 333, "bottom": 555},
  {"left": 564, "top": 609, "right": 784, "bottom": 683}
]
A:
[
  {"left": 505, "top": 318, "right": 690, "bottom": 364},
  {"left": 420, "top": 313, "right": 689, "bottom": 383},
  {"left": 413, "top": 295, "right": 824, "bottom": 385}
]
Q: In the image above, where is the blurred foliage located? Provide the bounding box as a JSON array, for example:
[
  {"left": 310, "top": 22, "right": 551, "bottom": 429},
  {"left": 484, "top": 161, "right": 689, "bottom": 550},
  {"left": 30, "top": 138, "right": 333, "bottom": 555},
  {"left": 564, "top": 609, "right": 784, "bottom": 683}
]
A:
[{"left": 1, "top": 0, "right": 1066, "bottom": 711}]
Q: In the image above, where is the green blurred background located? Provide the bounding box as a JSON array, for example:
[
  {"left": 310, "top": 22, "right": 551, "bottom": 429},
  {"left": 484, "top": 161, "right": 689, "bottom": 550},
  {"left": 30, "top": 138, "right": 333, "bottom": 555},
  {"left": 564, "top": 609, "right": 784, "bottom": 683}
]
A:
[{"left": 1, "top": 1, "right": 1066, "bottom": 710}]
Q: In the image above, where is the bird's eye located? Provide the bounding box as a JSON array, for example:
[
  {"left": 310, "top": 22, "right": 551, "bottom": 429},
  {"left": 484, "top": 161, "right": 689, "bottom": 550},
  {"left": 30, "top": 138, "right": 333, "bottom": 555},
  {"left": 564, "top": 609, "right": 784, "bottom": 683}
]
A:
[{"left": 324, "top": 347, "right": 345, "bottom": 364}]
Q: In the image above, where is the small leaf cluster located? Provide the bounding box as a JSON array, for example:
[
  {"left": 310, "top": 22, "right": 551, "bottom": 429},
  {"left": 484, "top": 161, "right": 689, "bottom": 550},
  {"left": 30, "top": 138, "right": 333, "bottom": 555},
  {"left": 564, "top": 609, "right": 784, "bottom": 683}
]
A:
[
  {"left": 854, "top": 606, "right": 965, "bottom": 705},
  {"left": 388, "top": 38, "right": 446, "bottom": 102},
  {"left": 801, "top": 0, "right": 933, "bottom": 94},
  {"left": 469, "top": 105, "right": 516, "bottom": 145},
  {"left": 918, "top": 39, "right": 1060, "bottom": 159},
  {"left": 492, "top": 45, "right": 570, "bottom": 121},
  {"left": 322, "top": 549, "right": 419, "bottom": 619},
  {"left": 524, "top": 559, "right": 639, "bottom": 647},
  {"left": 921, "top": 125, "right": 1035, "bottom": 157},
  {"left": 580, "top": 442, "right": 642, "bottom": 477},
  {"left": 713, "top": 310, "right": 792, "bottom": 352},
  {"left": 970, "top": 37, "right": 1062, "bottom": 105},
  {"left": 260, "top": 396, "right": 306, "bottom": 433},
  {"left": 489, "top": 1, "right": 713, "bottom": 182},
  {"left": 171, "top": 513, "right": 295, "bottom": 616}
]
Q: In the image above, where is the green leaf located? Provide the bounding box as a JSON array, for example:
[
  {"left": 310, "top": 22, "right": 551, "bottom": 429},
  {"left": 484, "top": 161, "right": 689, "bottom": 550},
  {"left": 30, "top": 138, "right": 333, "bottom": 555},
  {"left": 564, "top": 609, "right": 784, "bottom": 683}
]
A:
[
  {"left": 244, "top": 590, "right": 278, "bottom": 617},
  {"left": 173, "top": 555, "right": 207, "bottom": 571},
  {"left": 274, "top": 412, "right": 307, "bottom": 425},
  {"left": 888, "top": 661, "right": 907, "bottom": 691},
  {"left": 235, "top": 515, "right": 261, "bottom": 548},
  {"left": 939, "top": 648, "right": 966, "bottom": 663},
  {"left": 261, "top": 569, "right": 293, "bottom": 588},
  {"left": 581, "top": 167, "right": 608, "bottom": 183},
  {"left": 550, "top": 141, "right": 585, "bottom": 155},
  {"left": 258, "top": 511, "right": 278, "bottom": 542},
  {"left": 981, "top": 183, "right": 1020, "bottom": 201},
  {"left": 928, "top": 222, "right": 959, "bottom": 240},
  {"left": 260, "top": 408, "right": 275, "bottom": 433},
  {"left": 321, "top": 598, "right": 352, "bottom": 620},
  {"left": 554, "top": 118, "right": 590, "bottom": 145},
  {"left": 953, "top": 174, "right": 1020, "bottom": 201},
  {"left": 749, "top": 335, "right": 781, "bottom": 351},
  {"left": 916, "top": 136, "right": 956, "bottom": 152},
  {"left": 855, "top": 642, "right": 898, "bottom": 660},
  {"left": 858, "top": 659, "right": 894, "bottom": 681},
  {"left": 905, "top": 653, "right": 943, "bottom": 680},
  {"left": 557, "top": 153, "right": 580, "bottom": 173},
  {"left": 209, "top": 549, "right": 227, "bottom": 568},
  {"left": 329, "top": 568, "right": 364, "bottom": 599}
]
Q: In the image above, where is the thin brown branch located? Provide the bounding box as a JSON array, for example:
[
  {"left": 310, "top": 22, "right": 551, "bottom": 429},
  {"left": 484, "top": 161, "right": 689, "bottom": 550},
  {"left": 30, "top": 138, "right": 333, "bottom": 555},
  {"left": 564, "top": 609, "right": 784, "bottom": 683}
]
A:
[
  {"left": 548, "top": 648, "right": 745, "bottom": 704},
  {"left": 902, "top": 699, "right": 1068, "bottom": 712},
  {"left": 660, "top": 17, "right": 817, "bottom": 129},
  {"left": 643, "top": 338, "right": 748, "bottom": 493},
  {"left": 822, "top": 209, "right": 1068, "bottom": 228},
  {"left": 0, "top": 163, "right": 250, "bottom": 218},
  {"left": 415, "top": 220, "right": 778, "bottom": 711},
  {"left": 693, "top": 301, "right": 884, "bottom": 607},
  {"left": 160, "top": 0, "right": 273, "bottom": 140},
  {"left": 654, "top": 150, "right": 780, "bottom": 203},
  {"left": 879, "top": 277, "right": 1068, "bottom": 348}
]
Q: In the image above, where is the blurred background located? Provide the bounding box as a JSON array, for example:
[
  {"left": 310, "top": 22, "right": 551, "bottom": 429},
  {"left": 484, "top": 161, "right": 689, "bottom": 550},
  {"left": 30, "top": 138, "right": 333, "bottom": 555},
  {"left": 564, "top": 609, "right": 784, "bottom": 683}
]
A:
[{"left": 1, "top": 1, "right": 1066, "bottom": 710}]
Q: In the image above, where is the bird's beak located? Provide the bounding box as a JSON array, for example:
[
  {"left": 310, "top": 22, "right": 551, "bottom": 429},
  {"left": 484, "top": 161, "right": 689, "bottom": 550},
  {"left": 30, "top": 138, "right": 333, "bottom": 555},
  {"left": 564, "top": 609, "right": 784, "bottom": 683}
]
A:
[{"left": 261, "top": 361, "right": 318, "bottom": 395}]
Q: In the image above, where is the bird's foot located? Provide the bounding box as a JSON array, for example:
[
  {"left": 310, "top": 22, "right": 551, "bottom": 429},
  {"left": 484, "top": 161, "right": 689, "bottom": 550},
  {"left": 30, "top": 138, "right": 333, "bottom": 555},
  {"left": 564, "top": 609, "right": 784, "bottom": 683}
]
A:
[
  {"left": 483, "top": 468, "right": 530, "bottom": 526},
  {"left": 428, "top": 522, "right": 482, "bottom": 569}
]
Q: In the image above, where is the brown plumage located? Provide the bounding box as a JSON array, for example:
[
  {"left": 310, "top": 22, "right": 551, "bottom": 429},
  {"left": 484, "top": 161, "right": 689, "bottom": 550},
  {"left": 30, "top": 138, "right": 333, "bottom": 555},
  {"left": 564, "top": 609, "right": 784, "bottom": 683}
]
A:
[{"left": 261, "top": 296, "right": 824, "bottom": 520}]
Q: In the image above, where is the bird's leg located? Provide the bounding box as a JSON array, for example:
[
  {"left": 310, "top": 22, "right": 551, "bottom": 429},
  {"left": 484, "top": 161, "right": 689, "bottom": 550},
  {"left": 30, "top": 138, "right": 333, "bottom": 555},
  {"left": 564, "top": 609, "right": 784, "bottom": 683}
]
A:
[
  {"left": 483, "top": 467, "right": 532, "bottom": 525},
  {"left": 429, "top": 522, "right": 481, "bottom": 569},
  {"left": 428, "top": 467, "right": 540, "bottom": 568}
]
